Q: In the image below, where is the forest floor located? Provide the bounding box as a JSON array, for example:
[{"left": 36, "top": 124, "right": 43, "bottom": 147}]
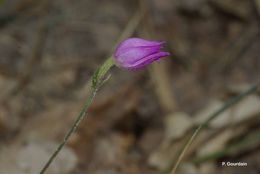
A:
[{"left": 0, "top": 0, "right": 259, "bottom": 174}]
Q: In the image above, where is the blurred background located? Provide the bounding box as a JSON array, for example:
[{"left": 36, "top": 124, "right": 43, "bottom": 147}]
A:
[{"left": 0, "top": 0, "right": 260, "bottom": 174}]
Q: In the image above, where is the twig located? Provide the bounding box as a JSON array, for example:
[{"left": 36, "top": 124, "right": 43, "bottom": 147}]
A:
[
  {"left": 16, "top": 21, "right": 49, "bottom": 92},
  {"left": 252, "top": 0, "right": 260, "bottom": 20},
  {"left": 139, "top": 0, "right": 177, "bottom": 113},
  {"left": 10, "top": 0, "right": 51, "bottom": 96},
  {"left": 112, "top": 10, "right": 143, "bottom": 51},
  {"left": 216, "top": 26, "right": 259, "bottom": 72},
  {"left": 170, "top": 82, "right": 260, "bottom": 174}
]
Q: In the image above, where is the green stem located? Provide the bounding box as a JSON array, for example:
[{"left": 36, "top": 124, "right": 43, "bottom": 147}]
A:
[
  {"left": 39, "top": 57, "right": 114, "bottom": 174},
  {"left": 170, "top": 82, "right": 260, "bottom": 174},
  {"left": 92, "top": 57, "right": 114, "bottom": 88}
]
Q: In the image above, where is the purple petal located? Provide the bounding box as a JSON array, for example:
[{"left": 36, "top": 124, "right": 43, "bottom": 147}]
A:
[
  {"left": 122, "top": 51, "right": 170, "bottom": 69},
  {"left": 115, "top": 45, "right": 162, "bottom": 64},
  {"left": 115, "top": 38, "right": 164, "bottom": 53}
]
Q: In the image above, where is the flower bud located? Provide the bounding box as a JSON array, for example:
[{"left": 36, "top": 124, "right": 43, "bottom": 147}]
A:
[{"left": 114, "top": 38, "right": 170, "bottom": 69}]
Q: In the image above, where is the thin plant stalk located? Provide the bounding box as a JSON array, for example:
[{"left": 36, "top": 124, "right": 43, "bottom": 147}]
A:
[
  {"left": 39, "top": 9, "right": 142, "bottom": 174},
  {"left": 39, "top": 58, "right": 114, "bottom": 174},
  {"left": 170, "top": 82, "right": 260, "bottom": 174}
]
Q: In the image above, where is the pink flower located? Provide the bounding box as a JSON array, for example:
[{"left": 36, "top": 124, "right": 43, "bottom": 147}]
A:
[{"left": 114, "top": 38, "right": 170, "bottom": 69}]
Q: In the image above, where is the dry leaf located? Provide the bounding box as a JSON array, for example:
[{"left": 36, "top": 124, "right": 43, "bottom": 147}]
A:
[
  {"left": 232, "top": 95, "right": 260, "bottom": 123},
  {"left": 0, "top": 141, "right": 77, "bottom": 174},
  {"left": 165, "top": 112, "right": 194, "bottom": 141}
]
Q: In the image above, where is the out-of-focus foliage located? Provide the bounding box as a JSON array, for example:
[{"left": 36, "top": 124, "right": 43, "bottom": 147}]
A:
[{"left": 0, "top": 0, "right": 4, "bottom": 6}]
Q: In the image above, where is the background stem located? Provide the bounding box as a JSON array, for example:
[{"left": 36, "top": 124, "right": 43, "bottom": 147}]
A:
[{"left": 170, "top": 82, "right": 260, "bottom": 174}]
